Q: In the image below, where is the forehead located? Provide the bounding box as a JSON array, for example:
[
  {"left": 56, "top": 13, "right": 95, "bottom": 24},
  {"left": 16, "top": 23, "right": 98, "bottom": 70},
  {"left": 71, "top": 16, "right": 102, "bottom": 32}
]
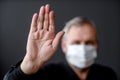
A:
[{"left": 67, "top": 24, "right": 97, "bottom": 41}]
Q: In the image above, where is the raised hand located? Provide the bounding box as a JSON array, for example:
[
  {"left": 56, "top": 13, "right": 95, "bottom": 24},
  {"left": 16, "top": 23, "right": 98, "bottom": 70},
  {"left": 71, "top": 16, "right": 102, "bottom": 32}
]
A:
[{"left": 20, "top": 4, "right": 64, "bottom": 74}]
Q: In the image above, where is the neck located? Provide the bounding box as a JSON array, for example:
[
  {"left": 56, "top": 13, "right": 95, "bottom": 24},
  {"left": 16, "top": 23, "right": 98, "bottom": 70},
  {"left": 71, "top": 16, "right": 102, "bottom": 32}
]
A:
[{"left": 70, "top": 65, "right": 90, "bottom": 80}]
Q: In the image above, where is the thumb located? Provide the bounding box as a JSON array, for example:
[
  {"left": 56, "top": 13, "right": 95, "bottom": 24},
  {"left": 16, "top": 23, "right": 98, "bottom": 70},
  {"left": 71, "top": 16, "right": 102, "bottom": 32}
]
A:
[{"left": 52, "top": 31, "right": 65, "bottom": 49}]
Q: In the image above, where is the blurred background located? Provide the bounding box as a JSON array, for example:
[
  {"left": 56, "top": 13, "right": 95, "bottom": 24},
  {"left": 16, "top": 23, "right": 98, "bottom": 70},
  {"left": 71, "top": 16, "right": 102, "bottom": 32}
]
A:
[{"left": 0, "top": 0, "right": 120, "bottom": 80}]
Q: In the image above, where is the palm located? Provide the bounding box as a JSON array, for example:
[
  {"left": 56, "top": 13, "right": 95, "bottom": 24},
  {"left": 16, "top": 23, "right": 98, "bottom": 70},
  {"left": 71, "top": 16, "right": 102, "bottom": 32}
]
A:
[
  {"left": 21, "top": 4, "right": 64, "bottom": 74},
  {"left": 27, "top": 29, "right": 55, "bottom": 62}
]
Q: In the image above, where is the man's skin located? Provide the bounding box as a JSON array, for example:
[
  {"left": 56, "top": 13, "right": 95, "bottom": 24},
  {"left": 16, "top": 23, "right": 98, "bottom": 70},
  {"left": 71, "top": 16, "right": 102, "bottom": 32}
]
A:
[
  {"left": 20, "top": 4, "right": 64, "bottom": 74},
  {"left": 21, "top": 4, "right": 98, "bottom": 80},
  {"left": 61, "top": 25, "right": 98, "bottom": 79}
]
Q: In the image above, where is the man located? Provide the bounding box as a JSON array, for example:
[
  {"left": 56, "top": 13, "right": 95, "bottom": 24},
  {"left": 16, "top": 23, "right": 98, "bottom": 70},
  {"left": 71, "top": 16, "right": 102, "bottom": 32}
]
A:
[{"left": 4, "top": 4, "right": 117, "bottom": 80}]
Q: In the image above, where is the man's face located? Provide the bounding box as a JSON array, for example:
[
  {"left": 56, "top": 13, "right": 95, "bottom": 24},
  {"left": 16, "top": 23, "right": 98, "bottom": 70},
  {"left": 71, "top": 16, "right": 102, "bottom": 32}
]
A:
[{"left": 62, "top": 24, "right": 98, "bottom": 53}]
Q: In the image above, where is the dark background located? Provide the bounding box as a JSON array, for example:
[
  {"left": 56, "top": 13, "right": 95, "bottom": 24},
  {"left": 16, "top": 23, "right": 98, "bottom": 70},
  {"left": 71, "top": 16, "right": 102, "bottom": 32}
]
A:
[{"left": 0, "top": 0, "right": 120, "bottom": 80}]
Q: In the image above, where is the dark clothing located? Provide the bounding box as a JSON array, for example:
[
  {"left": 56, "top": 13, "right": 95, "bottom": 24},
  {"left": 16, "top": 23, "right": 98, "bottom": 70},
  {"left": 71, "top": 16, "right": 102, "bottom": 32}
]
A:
[{"left": 4, "top": 60, "right": 117, "bottom": 80}]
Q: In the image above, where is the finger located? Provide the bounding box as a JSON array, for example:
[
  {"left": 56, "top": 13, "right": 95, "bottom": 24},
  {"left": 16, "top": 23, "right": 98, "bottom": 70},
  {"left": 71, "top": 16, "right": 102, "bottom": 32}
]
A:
[
  {"left": 49, "top": 11, "right": 55, "bottom": 33},
  {"left": 52, "top": 31, "right": 65, "bottom": 49},
  {"left": 30, "top": 13, "right": 38, "bottom": 32},
  {"left": 43, "top": 4, "right": 50, "bottom": 30},
  {"left": 37, "top": 6, "right": 45, "bottom": 30}
]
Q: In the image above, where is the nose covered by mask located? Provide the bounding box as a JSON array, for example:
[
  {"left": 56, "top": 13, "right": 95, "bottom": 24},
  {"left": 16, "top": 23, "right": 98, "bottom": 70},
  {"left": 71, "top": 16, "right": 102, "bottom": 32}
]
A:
[{"left": 66, "top": 44, "right": 97, "bottom": 70}]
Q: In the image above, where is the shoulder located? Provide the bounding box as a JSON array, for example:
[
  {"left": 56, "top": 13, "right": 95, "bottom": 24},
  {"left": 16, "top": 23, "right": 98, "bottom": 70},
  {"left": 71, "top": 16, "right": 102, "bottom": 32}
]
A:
[
  {"left": 92, "top": 64, "right": 115, "bottom": 73},
  {"left": 36, "top": 62, "right": 66, "bottom": 78},
  {"left": 38, "top": 62, "right": 65, "bottom": 72},
  {"left": 91, "top": 64, "right": 117, "bottom": 79}
]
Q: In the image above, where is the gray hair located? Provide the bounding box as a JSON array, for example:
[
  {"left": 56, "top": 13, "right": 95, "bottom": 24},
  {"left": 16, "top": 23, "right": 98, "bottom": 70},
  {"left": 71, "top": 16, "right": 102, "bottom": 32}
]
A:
[{"left": 62, "top": 16, "right": 96, "bottom": 41}]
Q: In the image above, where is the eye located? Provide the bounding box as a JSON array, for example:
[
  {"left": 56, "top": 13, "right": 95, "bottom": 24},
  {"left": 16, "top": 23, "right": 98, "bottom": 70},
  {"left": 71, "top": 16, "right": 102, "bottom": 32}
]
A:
[
  {"left": 71, "top": 41, "right": 80, "bottom": 45},
  {"left": 86, "top": 41, "right": 95, "bottom": 45}
]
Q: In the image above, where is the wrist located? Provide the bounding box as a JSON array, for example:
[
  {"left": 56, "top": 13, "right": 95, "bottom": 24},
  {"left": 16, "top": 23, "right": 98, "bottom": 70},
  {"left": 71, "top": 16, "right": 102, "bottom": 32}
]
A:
[{"left": 20, "top": 57, "right": 44, "bottom": 74}]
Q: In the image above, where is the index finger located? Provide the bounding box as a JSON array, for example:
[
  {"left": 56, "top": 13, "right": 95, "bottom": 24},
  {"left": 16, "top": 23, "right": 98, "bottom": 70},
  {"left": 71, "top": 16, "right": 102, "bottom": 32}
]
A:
[{"left": 49, "top": 11, "right": 55, "bottom": 33}]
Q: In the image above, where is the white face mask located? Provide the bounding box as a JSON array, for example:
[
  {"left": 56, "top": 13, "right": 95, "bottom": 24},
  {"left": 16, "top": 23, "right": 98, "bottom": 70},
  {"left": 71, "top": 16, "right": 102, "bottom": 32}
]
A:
[{"left": 66, "top": 44, "right": 97, "bottom": 70}]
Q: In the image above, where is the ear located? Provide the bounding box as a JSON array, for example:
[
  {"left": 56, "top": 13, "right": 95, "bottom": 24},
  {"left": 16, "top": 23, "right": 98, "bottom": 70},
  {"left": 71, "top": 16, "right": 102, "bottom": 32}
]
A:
[{"left": 61, "top": 40, "right": 67, "bottom": 54}]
